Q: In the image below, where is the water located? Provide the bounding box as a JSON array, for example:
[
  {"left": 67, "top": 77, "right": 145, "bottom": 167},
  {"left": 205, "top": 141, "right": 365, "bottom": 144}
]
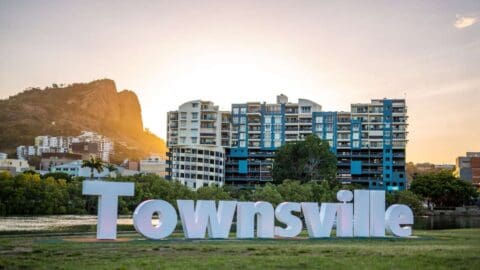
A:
[
  {"left": 0, "top": 215, "right": 479, "bottom": 232},
  {"left": 414, "top": 215, "right": 480, "bottom": 230}
]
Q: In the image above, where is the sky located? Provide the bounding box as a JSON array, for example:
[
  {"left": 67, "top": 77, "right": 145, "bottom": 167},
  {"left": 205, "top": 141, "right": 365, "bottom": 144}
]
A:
[{"left": 0, "top": 0, "right": 479, "bottom": 164}]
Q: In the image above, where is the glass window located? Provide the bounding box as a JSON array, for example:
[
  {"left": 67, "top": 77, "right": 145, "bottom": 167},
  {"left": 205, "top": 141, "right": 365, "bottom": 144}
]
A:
[
  {"left": 316, "top": 116, "right": 323, "bottom": 123},
  {"left": 301, "top": 106, "right": 311, "bottom": 113},
  {"left": 191, "top": 112, "right": 198, "bottom": 119},
  {"left": 233, "top": 108, "right": 239, "bottom": 114}
]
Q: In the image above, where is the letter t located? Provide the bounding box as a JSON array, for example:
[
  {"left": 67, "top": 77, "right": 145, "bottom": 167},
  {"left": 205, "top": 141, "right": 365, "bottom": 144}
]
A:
[{"left": 83, "top": 181, "right": 134, "bottom": 240}]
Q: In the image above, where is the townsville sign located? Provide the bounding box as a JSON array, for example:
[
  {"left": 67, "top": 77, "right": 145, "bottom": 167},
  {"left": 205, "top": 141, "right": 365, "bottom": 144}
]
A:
[{"left": 83, "top": 181, "right": 414, "bottom": 240}]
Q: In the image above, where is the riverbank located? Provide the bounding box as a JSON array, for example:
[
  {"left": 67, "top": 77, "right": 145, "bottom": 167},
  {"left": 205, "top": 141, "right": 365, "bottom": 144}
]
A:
[
  {"left": 2, "top": 215, "right": 480, "bottom": 234},
  {"left": 1, "top": 229, "right": 479, "bottom": 269}
]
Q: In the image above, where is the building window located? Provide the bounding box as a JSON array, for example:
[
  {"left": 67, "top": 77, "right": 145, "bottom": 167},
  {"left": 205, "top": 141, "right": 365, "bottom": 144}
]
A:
[
  {"left": 192, "top": 103, "right": 199, "bottom": 108},
  {"left": 301, "top": 106, "right": 311, "bottom": 113},
  {"left": 191, "top": 112, "right": 198, "bottom": 119}
]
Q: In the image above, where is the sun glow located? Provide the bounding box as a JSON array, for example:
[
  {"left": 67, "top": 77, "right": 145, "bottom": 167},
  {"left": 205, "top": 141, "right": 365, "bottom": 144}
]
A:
[{"left": 143, "top": 47, "right": 344, "bottom": 138}]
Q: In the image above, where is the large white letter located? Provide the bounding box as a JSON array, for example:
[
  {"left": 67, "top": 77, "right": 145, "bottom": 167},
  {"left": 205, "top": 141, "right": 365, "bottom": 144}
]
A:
[
  {"left": 236, "top": 202, "right": 274, "bottom": 238},
  {"left": 353, "top": 190, "right": 370, "bottom": 237},
  {"left": 177, "top": 200, "right": 237, "bottom": 239},
  {"left": 133, "top": 200, "right": 178, "bottom": 240},
  {"left": 385, "top": 204, "right": 413, "bottom": 237},
  {"left": 301, "top": 202, "right": 337, "bottom": 238},
  {"left": 336, "top": 190, "right": 353, "bottom": 237},
  {"left": 82, "top": 181, "right": 134, "bottom": 240},
  {"left": 274, "top": 202, "right": 302, "bottom": 238},
  {"left": 369, "top": 190, "right": 386, "bottom": 237}
]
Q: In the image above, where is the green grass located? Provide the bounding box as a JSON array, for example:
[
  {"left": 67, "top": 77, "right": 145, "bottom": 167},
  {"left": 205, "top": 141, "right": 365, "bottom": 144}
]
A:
[{"left": 0, "top": 228, "right": 479, "bottom": 269}]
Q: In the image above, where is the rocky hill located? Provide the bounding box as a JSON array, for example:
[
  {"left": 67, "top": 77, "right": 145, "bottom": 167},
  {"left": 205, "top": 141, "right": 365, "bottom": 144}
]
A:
[{"left": 0, "top": 79, "right": 167, "bottom": 162}]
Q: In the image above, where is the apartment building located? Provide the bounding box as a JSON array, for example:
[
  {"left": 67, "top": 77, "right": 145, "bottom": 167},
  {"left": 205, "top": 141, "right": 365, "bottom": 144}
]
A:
[
  {"left": 328, "top": 99, "right": 408, "bottom": 191},
  {"left": 168, "top": 95, "right": 408, "bottom": 191},
  {"left": 16, "top": 131, "right": 113, "bottom": 162},
  {"left": 226, "top": 95, "right": 322, "bottom": 184},
  {"left": 167, "top": 100, "right": 231, "bottom": 189}
]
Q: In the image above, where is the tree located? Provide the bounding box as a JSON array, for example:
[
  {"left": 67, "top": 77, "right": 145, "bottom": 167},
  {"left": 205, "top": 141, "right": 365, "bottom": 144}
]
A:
[
  {"left": 276, "top": 180, "right": 313, "bottom": 202},
  {"left": 410, "top": 171, "right": 478, "bottom": 208},
  {"left": 195, "top": 185, "right": 232, "bottom": 201},
  {"left": 81, "top": 155, "right": 104, "bottom": 179},
  {"left": 272, "top": 135, "right": 337, "bottom": 184},
  {"left": 386, "top": 190, "right": 424, "bottom": 215},
  {"left": 253, "top": 183, "right": 284, "bottom": 206}
]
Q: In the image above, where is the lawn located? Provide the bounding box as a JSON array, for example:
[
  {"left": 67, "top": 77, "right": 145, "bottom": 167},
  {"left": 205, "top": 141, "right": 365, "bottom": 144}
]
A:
[{"left": 0, "top": 228, "right": 479, "bottom": 269}]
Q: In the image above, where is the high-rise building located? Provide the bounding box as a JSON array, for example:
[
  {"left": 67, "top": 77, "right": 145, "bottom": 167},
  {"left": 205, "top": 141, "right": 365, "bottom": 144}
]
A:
[
  {"left": 168, "top": 95, "right": 408, "bottom": 191},
  {"left": 167, "top": 100, "right": 231, "bottom": 189},
  {"left": 226, "top": 96, "right": 322, "bottom": 184}
]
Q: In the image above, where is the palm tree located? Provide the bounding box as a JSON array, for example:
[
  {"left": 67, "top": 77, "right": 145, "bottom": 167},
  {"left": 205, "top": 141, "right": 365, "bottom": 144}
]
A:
[
  {"left": 105, "top": 163, "right": 117, "bottom": 178},
  {"left": 82, "top": 155, "right": 104, "bottom": 180}
]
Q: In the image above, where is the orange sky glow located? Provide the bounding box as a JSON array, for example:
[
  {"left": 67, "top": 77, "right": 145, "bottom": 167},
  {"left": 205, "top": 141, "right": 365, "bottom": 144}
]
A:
[{"left": 0, "top": 1, "right": 479, "bottom": 164}]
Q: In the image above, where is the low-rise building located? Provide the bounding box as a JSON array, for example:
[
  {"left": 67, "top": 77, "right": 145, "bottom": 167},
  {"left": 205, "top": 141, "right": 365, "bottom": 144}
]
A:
[
  {"left": 50, "top": 160, "right": 139, "bottom": 178},
  {"left": 455, "top": 152, "right": 480, "bottom": 186},
  {"left": 50, "top": 160, "right": 110, "bottom": 178},
  {"left": 40, "top": 153, "right": 82, "bottom": 171},
  {"left": 0, "top": 153, "right": 30, "bottom": 175},
  {"left": 140, "top": 155, "right": 167, "bottom": 177}
]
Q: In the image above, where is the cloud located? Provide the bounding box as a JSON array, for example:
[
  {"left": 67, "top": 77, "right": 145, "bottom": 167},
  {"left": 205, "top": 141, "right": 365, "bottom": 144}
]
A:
[{"left": 454, "top": 15, "right": 478, "bottom": 29}]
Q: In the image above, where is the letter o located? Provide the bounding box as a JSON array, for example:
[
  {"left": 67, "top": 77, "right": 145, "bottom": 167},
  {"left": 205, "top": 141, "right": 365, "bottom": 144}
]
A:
[{"left": 133, "top": 200, "right": 178, "bottom": 240}]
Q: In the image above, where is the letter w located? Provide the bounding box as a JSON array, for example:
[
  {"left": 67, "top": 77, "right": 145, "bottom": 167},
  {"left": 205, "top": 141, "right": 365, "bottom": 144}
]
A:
[{"left": 177, "top": 200, "right": 237, "bottom": 239}]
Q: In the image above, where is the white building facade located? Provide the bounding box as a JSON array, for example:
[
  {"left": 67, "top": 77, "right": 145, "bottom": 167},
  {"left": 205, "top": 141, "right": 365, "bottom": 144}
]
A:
[{"left": 167, "top": 100, "right": 231, "bottom": 189}]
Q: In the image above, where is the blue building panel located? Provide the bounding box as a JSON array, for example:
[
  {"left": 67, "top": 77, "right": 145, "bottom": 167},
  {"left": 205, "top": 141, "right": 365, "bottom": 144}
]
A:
[
  {"left": 351, "top": 160, "right": 362, "bottom": 175},
  {"left": 238, "top": 160, "right": 248, "bottom": 173},
  {"left": 230, "top": 148, "right": 248, "bottom": 157}
]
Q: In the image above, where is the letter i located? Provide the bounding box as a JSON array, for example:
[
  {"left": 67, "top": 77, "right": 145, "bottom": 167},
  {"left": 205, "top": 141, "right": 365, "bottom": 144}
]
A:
[{"left": 336, "top": 190, "right": 353, "bottom": 237}]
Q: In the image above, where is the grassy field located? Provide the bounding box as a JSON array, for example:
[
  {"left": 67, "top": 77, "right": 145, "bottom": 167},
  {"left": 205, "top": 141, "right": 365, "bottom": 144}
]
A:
[{"left": 0, "top": 228, "right": 479, "bottom": 269}]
